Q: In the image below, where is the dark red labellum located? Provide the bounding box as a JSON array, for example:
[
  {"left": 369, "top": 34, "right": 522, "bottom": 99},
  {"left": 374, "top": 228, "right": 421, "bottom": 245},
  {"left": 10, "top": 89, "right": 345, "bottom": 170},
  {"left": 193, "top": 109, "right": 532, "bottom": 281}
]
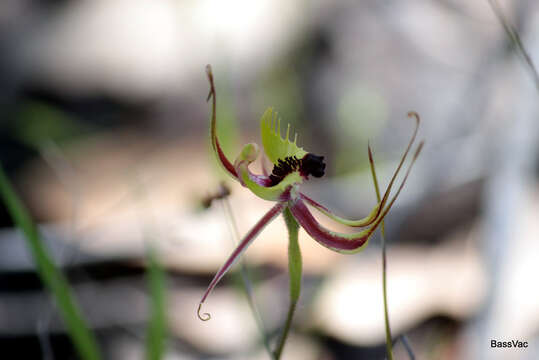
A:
[
  {"left": 269, "top": 153, "right": 326, "bottom": 186},
  {"left": 301, "top": 153, "right": 325, "bottom": 178}
]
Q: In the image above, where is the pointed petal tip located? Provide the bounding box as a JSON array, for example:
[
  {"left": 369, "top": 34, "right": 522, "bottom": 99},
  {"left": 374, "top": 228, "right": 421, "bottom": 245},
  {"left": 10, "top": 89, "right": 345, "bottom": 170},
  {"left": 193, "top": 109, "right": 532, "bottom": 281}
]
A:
[
  {"left": 206, "top": 65, "right": 215, "bottom": 102},
  {"left": 367, "top": 144, "right": 374, "bottom": 163},
  {"left": 197, "top": 303, "right": 211, "bottom": 321}
]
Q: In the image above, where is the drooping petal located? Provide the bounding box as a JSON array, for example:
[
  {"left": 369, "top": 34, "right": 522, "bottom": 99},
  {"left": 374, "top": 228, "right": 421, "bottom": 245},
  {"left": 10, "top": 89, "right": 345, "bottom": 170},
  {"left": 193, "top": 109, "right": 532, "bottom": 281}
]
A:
[
  {"left": 300, "top": 192, "right": 382, "bottom": 228},
  {"left": 298, "top": 112, "right": 420, "bottom": 227},
  {"left": 290, "top": 198, "right": 372, "bottom": 253},
  {"left": 198, "top": 202, "right": 286, "bottom": 321},
  {"left": 206, "top": 65, "right": 238, "bottom": 179},
  {"left": 290, "top": 142, "right": 423, "bottom": 254},
  {"left": 260, "top": 108, "right": 307, "bottom": 164},
  {"left": 234, "top": 143, "right": 303, "bottom": 201}
]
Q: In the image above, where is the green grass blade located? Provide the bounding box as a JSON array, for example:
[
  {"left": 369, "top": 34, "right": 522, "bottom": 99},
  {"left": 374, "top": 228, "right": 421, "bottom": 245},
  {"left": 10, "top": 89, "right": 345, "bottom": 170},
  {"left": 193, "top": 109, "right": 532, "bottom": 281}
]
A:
[
  {"left": 0, "top": 165, "right": 101, "bottom": 360},
  {"left": 145, "top": 248, "right": 167, "bottom": 360}
]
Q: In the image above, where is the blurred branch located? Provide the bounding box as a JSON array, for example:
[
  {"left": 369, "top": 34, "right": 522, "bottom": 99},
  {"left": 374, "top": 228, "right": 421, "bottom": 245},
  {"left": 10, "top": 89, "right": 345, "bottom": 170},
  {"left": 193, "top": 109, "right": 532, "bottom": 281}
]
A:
[
  {"left": 488, "top": 0, "right": 539, "bottom": 92},
  {"left": 384, "top": 335, "right": 415, "bottom": 360},
  {"left": 398, "top": 335, "right": 416, "bottom": 360}
]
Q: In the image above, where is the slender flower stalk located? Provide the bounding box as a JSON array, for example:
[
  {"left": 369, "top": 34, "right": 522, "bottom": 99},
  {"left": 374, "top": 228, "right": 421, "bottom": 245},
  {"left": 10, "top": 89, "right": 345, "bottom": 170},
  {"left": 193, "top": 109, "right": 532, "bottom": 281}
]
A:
[
  {"left": 199, "top": 65, "right": 423, "bottom": 358},
  {"left": 369, "top": 146, "right": 393, "bottom": 360},
  {"left": 273, "top": 208, "right": 302, "bottom": 359}
]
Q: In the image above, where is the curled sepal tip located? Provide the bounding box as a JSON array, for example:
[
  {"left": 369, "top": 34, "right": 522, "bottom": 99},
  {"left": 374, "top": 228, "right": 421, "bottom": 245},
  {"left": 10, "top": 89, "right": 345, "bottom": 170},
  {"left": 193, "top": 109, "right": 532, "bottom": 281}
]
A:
[
  {"left": 197, "top": 303, "right": 211, "bottom": 321},
  {"left": 407, "top": 111, "right": 420, "bottom": 125}
]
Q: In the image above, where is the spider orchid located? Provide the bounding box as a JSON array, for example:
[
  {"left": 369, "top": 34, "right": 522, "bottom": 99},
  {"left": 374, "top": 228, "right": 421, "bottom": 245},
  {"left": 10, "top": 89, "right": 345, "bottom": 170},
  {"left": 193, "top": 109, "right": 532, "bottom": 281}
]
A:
[{"left": 198, "top": 65, "right": 423, "bottom": 321}]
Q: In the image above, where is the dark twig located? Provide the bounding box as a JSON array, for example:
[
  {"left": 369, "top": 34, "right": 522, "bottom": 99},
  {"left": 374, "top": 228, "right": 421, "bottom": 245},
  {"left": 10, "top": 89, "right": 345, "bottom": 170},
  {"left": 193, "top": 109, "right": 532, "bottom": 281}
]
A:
[
  {"left": 399, "top": 335, "right": 416, "bottom": 360},
  {"left": 384, "top": 335, "right": 415, "bottom": 360},
  {"left": 488, "top": 0, "right": 539, "bottom": 92}
]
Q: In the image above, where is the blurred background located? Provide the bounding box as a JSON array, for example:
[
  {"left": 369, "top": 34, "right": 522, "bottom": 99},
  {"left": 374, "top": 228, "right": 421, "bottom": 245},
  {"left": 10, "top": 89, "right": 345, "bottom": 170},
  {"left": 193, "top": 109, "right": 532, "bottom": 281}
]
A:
[{"left": 1, "top": 0, "right": 539, "bottom": 359}]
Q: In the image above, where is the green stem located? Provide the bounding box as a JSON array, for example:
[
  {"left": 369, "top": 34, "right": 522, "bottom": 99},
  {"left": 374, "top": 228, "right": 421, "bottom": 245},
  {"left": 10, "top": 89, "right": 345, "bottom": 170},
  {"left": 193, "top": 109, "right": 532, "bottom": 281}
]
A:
[
  {"left": 381, "top": 232, "right": 393, "bottom": 360},
  {"left": 274, "top": 301, "right": 297, "bottom": 360},
  {"left": 369, "top": 151, "right": 393, "bottom": 360},
  {"left": 274, "top": 207, "right": 302, "bottom": 360}
]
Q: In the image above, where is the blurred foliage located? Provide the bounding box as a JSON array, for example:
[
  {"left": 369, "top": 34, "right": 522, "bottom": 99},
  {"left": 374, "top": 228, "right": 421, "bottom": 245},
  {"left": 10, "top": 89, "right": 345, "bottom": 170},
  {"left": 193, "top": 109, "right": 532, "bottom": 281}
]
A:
[
  {"left": 254, "top": 65, "right": 303, "bottom": 134},
  {"left": 336, "top": 84, "right": 388, "bottom": 174},
  {"left": 12, "top": 101, "right": 92, "bottom": 148}
]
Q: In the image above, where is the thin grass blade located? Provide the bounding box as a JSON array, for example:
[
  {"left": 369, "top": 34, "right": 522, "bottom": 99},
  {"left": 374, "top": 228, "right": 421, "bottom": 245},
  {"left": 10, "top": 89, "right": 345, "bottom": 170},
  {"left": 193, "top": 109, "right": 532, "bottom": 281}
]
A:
[
  {"left": 145, "top": 248, "right": 167, "bottom": 360},
  {"left": 368, "top": 146, "right": 393, "bottom": 360},
  {"left": 0, "top": 166, "right": 101, "bottom": 360}
]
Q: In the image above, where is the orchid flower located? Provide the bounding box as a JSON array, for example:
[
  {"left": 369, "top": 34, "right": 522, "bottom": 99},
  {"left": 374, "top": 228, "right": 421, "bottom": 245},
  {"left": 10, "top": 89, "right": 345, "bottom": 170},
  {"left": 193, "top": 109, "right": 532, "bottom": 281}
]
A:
[{"left": 198, "top": 65, "right": 423, "bottom": 322}]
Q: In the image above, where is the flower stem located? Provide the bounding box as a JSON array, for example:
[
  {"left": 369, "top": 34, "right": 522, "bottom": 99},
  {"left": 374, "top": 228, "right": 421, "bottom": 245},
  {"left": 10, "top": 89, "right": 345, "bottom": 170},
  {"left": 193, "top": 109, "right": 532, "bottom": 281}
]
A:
[
  {"left": 369, "top": 147, "right": 393, "bottom": 360},
  {"left": 380, "top": 231, "right": 393, "bottom": 360},
  {"left": 274, "top": 207, "right": 302, "bottom": 360}
]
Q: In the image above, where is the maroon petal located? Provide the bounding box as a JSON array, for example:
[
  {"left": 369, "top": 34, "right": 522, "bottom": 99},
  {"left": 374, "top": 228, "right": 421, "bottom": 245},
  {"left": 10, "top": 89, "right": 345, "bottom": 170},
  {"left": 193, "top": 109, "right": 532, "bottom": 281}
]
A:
[
  {"left": 290, "top": 142, "right": 423, "bottom": 253},
  {"left": 289, "top": 199, "right": 371, "bottom": 252},
  {"left": 198, "top": 202, "right": 286, "bottom": 321},
  {"left": 298, "top": 114, "right": 420, "bottom": 228}
]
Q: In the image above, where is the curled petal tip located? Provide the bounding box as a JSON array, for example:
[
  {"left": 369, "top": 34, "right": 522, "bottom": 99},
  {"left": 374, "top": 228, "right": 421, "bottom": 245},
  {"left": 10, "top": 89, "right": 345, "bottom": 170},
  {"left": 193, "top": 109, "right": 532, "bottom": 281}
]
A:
[
  {"left": 407, "top": 111, "right": 420, "bottom": 124},
  {"left": 197, "top": 303, "right": 211, "bottom": 321}
]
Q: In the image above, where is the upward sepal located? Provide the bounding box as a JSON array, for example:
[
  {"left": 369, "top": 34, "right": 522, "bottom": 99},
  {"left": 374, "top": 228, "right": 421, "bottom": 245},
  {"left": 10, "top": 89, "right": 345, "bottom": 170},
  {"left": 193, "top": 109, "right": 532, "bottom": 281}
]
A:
[{"left": 207, "top": 65, "right": 238, "bottom": 179}]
